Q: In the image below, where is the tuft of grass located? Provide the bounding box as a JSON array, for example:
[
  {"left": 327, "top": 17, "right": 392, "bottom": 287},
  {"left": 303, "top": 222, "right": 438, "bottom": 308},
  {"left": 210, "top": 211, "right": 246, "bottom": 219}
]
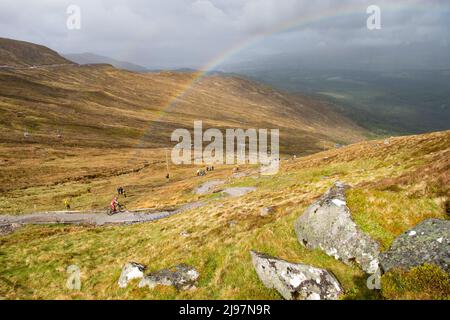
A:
[
  {"left": 347, "top": 188, "right": 447, "bottom": 250},
  {"left": 381, "top": 264, "right": 450, "bottom": 300}
]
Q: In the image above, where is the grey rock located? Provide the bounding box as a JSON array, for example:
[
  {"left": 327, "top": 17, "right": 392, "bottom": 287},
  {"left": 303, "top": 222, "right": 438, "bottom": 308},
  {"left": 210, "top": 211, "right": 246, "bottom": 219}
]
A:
[
  {"left": 228, "top": 220, "right": 238, "bottom": 228},
  {"left": 380, "top": 219, "right": 450, "bottom": 274},
  {"left": 250, "top": 251, "right": 343, "bottom": 300},
  {"left": 0, "top": 223, "right": 21, "bottom": 236},
  {"left": 222, "top": 187, "right": 256, "bottom": 198},
  {"left": 260, "top": 207, "right": 275, "bottom": 217},
  {"left": 180, "top": 230, "right": 190, "bottom": 237},
  {"left": 294, "top": 181, "right": 380, "bottom": 274},
  {"left": 194, "top": 180, "right": 225, "bottom": 195},
  {"left": 118, "top": 262, "right": 146, "bottom": 288},
  {"left": 139, "top": 264, "right": 199, "bottom": 291}
]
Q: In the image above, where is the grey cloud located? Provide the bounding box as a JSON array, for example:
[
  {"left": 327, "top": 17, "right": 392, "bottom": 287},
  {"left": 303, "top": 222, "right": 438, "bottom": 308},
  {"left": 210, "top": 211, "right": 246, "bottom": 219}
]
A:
[{"left": 0, "top": 0, "right": 448, "bottom": 69}]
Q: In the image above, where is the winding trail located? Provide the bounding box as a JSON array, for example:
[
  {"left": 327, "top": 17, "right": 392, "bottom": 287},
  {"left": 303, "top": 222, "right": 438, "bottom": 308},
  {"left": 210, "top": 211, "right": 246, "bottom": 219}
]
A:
[
  {"left": 0, "top": 201, "right": 204, "bottom": 228},
  {"left": 0, "top": 171, "right": 259, "bottom": 235}
]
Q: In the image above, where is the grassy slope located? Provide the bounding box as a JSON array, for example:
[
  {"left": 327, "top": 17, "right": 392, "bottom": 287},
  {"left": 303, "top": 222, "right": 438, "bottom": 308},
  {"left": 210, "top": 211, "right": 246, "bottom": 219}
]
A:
[
  {"left": 0, "top": 61, "right": 368, "bottom": 213},
  {"left": 0, "top": 37, "right": 73, "bottom": 67},
  {"left": 0, "top": 130, "right": 448, "bottom": 299},
  {"left": 0, "top": 65, "right": 366, "bottom": 152}
]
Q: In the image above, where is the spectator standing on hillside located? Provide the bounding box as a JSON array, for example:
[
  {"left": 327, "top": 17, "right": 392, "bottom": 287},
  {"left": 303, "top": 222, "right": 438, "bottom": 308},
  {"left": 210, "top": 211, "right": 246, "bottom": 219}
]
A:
[{"left": 63, "top": 198, "right": 70, "bottom": 210}]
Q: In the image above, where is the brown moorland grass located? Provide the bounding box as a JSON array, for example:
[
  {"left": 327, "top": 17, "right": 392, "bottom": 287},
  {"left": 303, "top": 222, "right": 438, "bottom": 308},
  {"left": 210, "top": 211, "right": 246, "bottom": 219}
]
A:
[{"left": 0, "top": 131, "right": 448, "bottom": 299}]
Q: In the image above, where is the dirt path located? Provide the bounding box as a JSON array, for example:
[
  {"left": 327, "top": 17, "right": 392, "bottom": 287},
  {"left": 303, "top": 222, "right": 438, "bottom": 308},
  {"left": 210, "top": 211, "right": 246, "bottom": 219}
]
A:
[
  {"left": 0, "top": 201, "right": 204, "bottom": 230},
  {"left": 0, "top": 172, "right": 259, "bottom": 235}
]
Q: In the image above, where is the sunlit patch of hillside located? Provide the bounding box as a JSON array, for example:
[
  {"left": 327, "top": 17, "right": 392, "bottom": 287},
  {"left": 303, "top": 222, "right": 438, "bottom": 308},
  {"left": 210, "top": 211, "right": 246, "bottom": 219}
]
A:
[{"left": 1, "top": 131, "right": 448, "bottom": 299}]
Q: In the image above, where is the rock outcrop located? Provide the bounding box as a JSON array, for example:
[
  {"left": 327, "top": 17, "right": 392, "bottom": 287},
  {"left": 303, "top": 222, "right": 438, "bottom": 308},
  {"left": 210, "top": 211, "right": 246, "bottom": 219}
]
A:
[
  {"left": 0, "top": 223, "right": 21, "bottom": 236},
  {"left": 139, "top": 264, "right": 199, "bottom": 291},
  {"left": 380, "top": 219, "right": 450, "bottom": 274},
  {"left": 118, "top": 262, "right": 146, "bottom": 288},
  {"left": 294, "top": 181, "right": 380, "bottom": 274},
  {"left": 250, "top": 251, "right": 343, "bottom": 300}
]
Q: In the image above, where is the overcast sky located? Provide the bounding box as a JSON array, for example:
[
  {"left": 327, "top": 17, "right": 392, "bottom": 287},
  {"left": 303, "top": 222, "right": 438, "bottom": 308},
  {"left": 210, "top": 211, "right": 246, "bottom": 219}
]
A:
[{"left": 0, "top": 0, "right": 449, "bottom": 70}]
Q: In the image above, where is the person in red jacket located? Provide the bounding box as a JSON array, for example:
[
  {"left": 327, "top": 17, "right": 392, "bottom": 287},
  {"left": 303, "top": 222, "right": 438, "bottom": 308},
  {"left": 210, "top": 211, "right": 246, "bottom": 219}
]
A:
[{"left": 110, "top": 196, "right": 119, "bottom": 213}]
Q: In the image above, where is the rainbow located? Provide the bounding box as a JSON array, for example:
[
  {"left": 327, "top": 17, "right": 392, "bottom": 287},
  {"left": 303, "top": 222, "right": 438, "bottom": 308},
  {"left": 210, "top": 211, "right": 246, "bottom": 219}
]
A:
[{"left": 142, "top": 0, "right": 448, "bottom": 143}]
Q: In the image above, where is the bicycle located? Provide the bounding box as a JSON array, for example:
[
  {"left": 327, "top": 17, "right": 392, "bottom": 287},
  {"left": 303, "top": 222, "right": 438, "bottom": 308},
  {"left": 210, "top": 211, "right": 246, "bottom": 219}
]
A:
[{"left": 107, "top": 203, "right": 127, "bottom": 215}]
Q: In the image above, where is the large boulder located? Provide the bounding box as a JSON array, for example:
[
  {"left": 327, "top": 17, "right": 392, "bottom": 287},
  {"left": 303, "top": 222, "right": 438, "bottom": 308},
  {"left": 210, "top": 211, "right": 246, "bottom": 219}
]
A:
[
  {"left": 118, "top": 262, "right": 146, "bottom": 288},
  {"left": 380, "top": 219, "right": 450, "bottom": 274},
  {"left": 139, "top": 264, "right": 199, "bottom": 291},
  {"left": 294, "top": 181, "right": 380, "bottom": 274},
  {"left": 250, "top": 251, "right": 343, "bottom": 300}
]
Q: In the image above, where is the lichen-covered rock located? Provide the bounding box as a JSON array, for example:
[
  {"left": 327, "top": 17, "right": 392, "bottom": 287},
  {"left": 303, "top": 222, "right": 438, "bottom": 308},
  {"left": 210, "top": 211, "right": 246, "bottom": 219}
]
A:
[
  {"left": 0, "top": 223, "right": 22, "bottom": 236},
  {"left": 138, "top": 264, "right": 199, "bottom": 291},
  {"left": 294, "top": 181, "right": 380, "bottom": 274},
  {"left": 380, "top": 219, "right": 450, "bottom": 274},
  {"left": 118, "top": 262, "right": 146, "bottom": 288},
  {"left": 250, "top": 251, "right": 343, "bottom": 300}
]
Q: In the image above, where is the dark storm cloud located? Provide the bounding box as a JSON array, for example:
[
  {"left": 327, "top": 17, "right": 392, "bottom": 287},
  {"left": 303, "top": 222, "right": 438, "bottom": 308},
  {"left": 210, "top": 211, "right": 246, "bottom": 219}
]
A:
[{"left": 0, "top": 0, "right": 448, "bottom": 69}]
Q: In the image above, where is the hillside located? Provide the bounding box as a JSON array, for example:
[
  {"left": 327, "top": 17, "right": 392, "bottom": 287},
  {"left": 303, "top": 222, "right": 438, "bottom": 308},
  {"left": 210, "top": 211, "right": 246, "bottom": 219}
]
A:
[
  {"left": 0, "top": 38, "right": 73, "bottom": 67},
  {"left": 0, "top": 40, "right": 367, "bottom": 157},
  {"left": 0, "top": 130, "right": 448, "bottom": 299},
  {"left": 63, "top": 53, "right": 149, "bottom": 72},
  {"left": 0, "top": 38, "right": 448, "bottom": 301}
]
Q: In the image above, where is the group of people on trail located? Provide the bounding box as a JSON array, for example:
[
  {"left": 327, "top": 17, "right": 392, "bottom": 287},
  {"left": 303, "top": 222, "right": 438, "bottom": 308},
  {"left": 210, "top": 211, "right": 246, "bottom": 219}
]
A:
[
  {"left": 196, "top": 169, "right": 206, "bottom": 176},
  {"left": 196, "top": 166, "right": 215, "bottom": 177},
  {"left": 117, "top": 186, "right": 127, "bottom": 197}
]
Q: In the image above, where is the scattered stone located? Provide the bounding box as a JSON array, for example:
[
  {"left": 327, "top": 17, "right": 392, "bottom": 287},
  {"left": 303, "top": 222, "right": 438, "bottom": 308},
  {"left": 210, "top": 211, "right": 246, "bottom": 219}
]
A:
[
  {"left": 294, "top": 181, "right": 380, "bottom": 274},
  {"left": 250, "top": 251, "right": 343, "bottom": 300},
  {"left": 222, "top": 187, "right": 256, "bottom": 198},
  {"left": 380, "top": 219, "right": 450, "bottom": 274},
  {"left": 139, "top": 264, "right": 199, "bottom": 291},
  {"left": 260, "top": 207, "right": 275, "bottom": 217},
  {"left": 118, "top": 262, "right": 146, "bottom": 288},
  {"left": 228, "top": 220, "right": 237, "bottom": 228},
  {"left": 180, "top": 230, "right": 190, "bottom": 237},
  {"left": 0, "top": 223, "right": 22, "bottom": 236}
]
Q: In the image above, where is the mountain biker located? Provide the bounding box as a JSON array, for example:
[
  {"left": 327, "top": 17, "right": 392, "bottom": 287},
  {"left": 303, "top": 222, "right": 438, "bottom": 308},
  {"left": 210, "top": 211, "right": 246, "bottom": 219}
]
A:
[{"left": 110, "top": 196, "right": 119, "bottom": 213}]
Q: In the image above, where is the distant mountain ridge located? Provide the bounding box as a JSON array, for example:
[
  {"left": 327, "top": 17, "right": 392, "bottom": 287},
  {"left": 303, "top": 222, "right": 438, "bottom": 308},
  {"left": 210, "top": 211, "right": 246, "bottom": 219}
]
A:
[
  {"left": 0, "top": 37, "right": 368, "bottom": 155},
  {"left": 0, "top": 37, "right": 73, "bottom": 67},
  {"left": 63, "top": 53, "right": 149, "bottom": 72}
]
